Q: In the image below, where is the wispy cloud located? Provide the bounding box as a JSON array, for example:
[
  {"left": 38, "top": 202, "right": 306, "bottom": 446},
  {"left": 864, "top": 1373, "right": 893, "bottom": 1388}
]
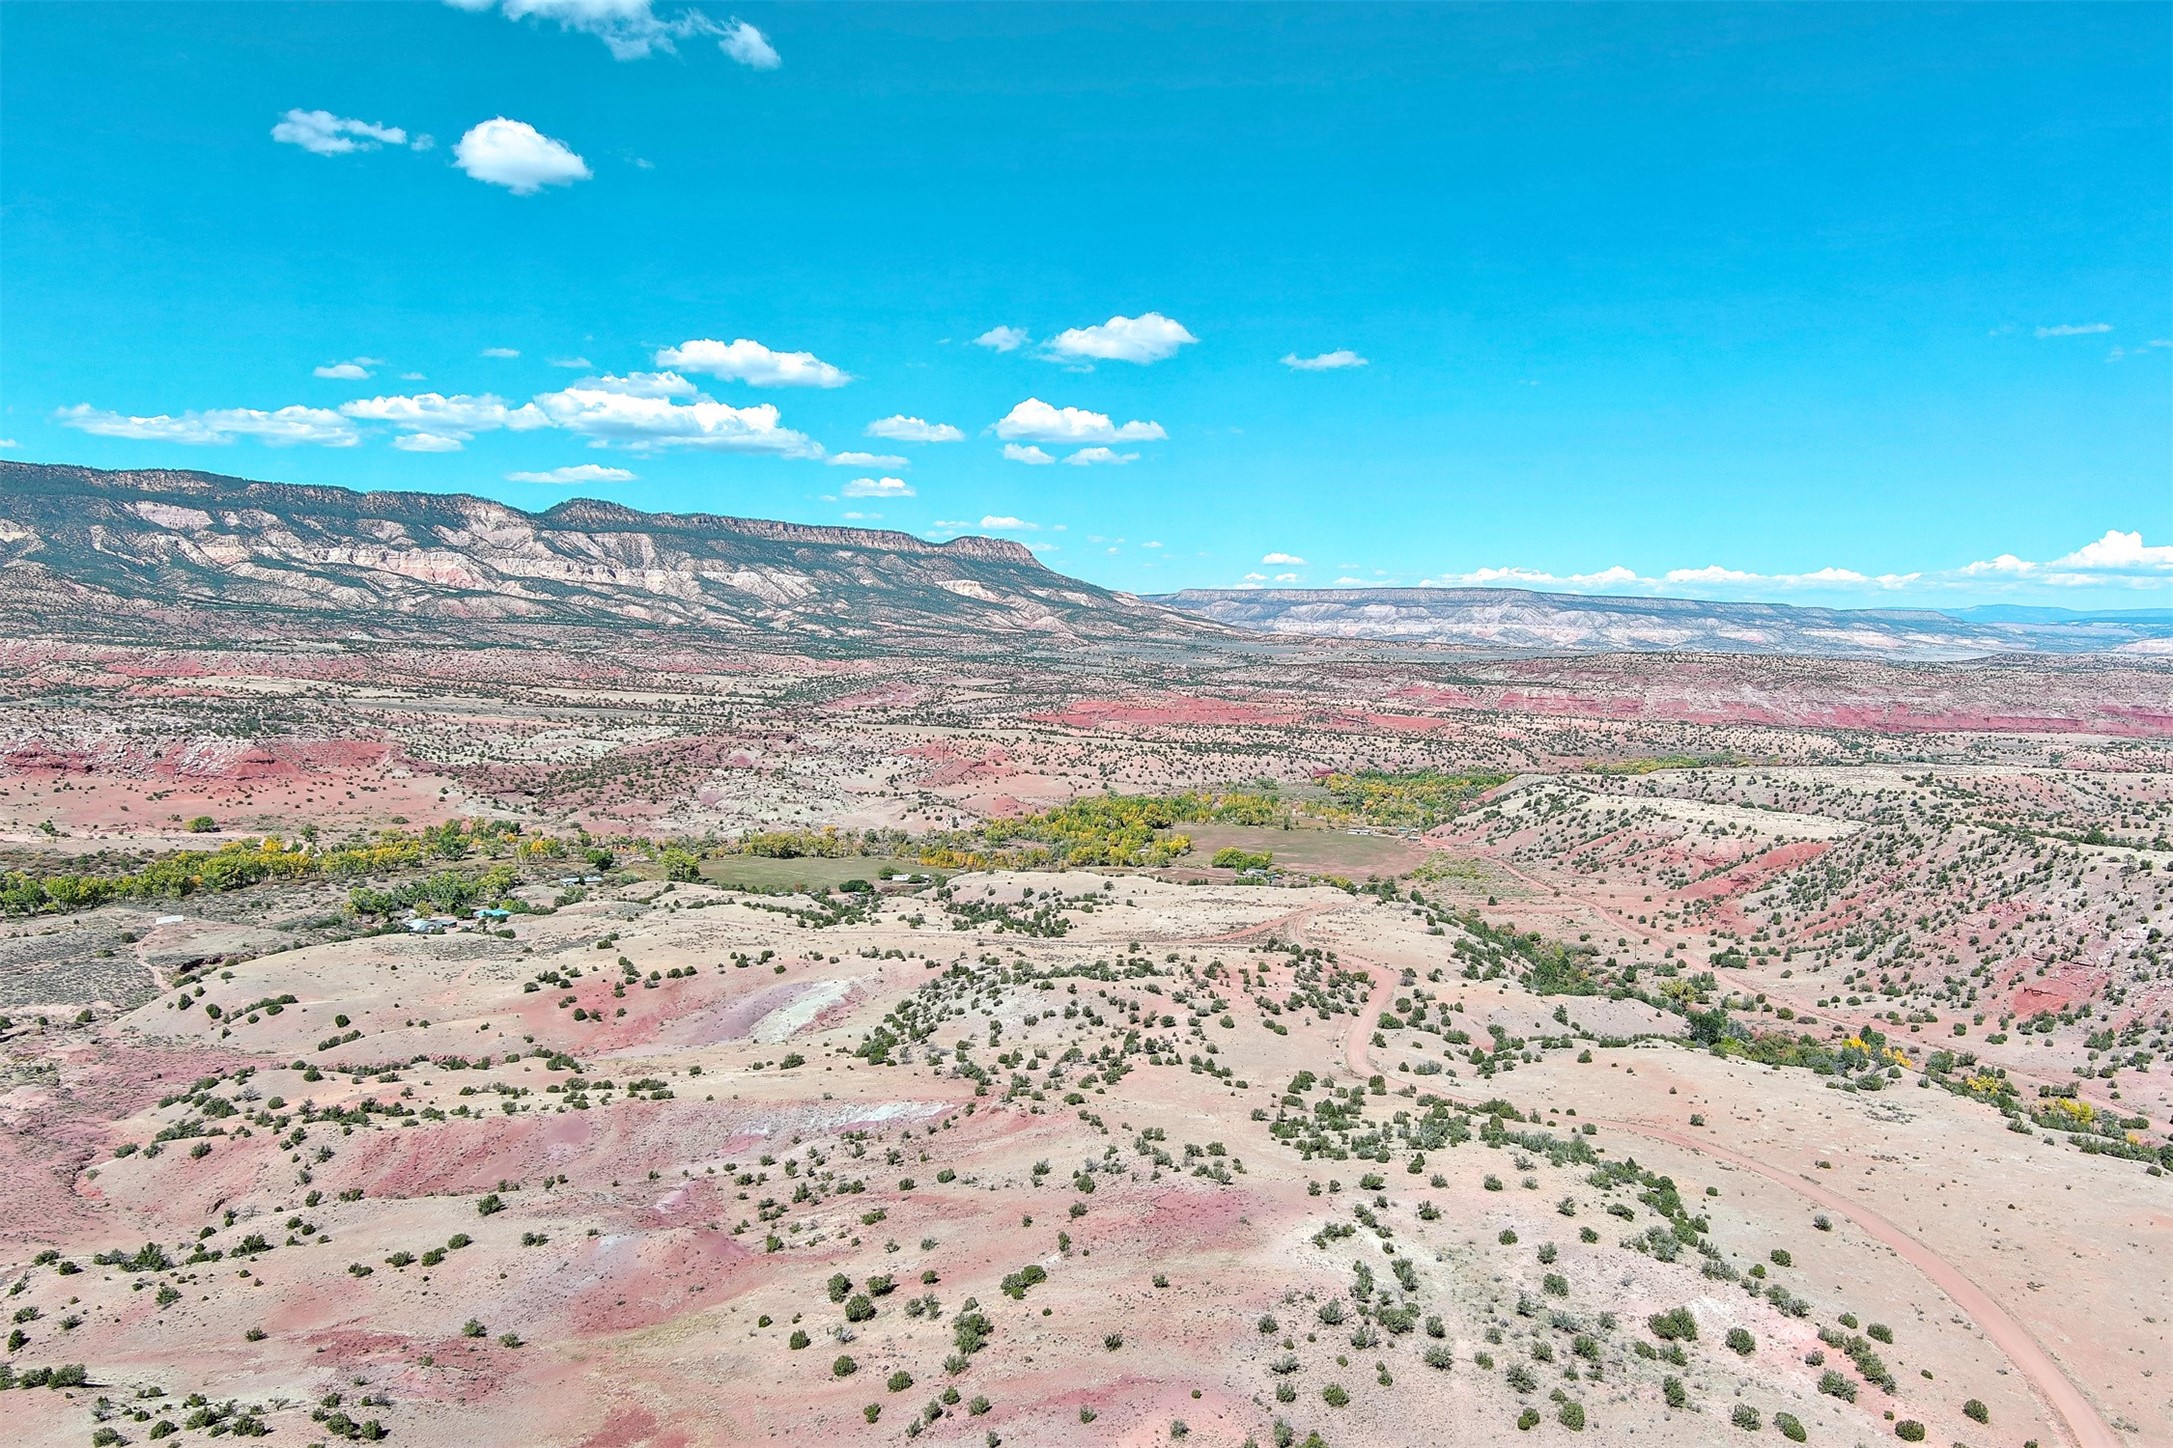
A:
[
  {"left": 313, "top": 357, "right": 382, "bottom": 380},
  {"left": 1062, "top": 446, "right": 1136, "bottom": 466},
  {"left": 57, "top": 403, "right": 359, "bottom": 448},
  {"left": 658, "top": 338, "right": 850, "bottom": 388},
  {"left": 974, "top": 325, "right": 1029, "bottom": 353},
  {"left": 505, "top": 464, "right": 636, "bottom": 483},
  {"left": 1281, "top": 349, "right": 1367, "bottom": 371},
  {"left": 1044, "top": 312, "right": 1196, "bottom": 365},
  {"left": 447, "top": 0, "right": 750, "bottom": 62},
  {"left": 272, "top": 109, "right": 424, "bottom": 156},
  {"left": 827, "top": 451, "right": 908, "bottom": 468},
  {"left": 1404, "top": 529, "right": 2173, "bottom": 597},
  {"left": 2035, "top": 322, "right": 2112, "bottom": 338},
  {"left": 482, "top": 347, "right": 521, "bottom": 359},
  {"left": 1002, "top": 443, "right": 1054, "bottom": 465},
  {"left": 719, "top": 19, "right": 780, "bottom": 68}
]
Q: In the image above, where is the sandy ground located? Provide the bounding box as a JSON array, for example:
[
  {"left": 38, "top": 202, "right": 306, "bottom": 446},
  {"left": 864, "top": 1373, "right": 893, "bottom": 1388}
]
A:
[
  {"left": 1, "top": 871, "right": 2163, "bottom": 1447},
  {"left": 2, "top": 648, "right": 2170, "bottom": 1445}
]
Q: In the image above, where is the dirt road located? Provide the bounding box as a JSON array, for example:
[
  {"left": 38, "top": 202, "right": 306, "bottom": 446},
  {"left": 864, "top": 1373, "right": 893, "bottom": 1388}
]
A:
[
  {"left": 1208, "top": 902, "right": 1339, "bottom": 944},
  {"left": 1590, "top": 1117, "right": 2120, "bottom": 1448},
  {"left": 1482, "top": 853, "right": 1644, "bottom": 939},
  {"left": 1332, "top": 958, "right": 2119, "bottom": 1448}
]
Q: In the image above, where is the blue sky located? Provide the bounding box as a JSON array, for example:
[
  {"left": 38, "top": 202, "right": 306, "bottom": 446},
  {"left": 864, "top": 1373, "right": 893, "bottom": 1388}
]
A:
[{"left": 4, "top": 2, "right": 2169, "bottom": 608}]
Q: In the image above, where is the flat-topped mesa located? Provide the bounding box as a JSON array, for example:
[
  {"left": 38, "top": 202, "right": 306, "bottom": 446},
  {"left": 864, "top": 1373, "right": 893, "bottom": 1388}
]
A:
[
  {"left": 1153, "top": 584, "right": 2173, "bottom": 660},
  {"left": 533, "top": 497, "right": 1042, "bottom": 564},
  {"left": 1162, "top": 585, "right": 1955, "bottom": 627},
  {"left": 0, "top": 462, "right": 1039, "bottom": 566},
  {"left": 0, "top": 460, "right": 1176, "bottom": 647}
]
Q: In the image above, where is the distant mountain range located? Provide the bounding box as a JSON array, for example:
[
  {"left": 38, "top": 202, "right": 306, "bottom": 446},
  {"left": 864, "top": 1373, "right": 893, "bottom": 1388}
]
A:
[
  {"left": 2, "top": 462, "right": 2164, "bottom": 661},
  {"left": 1152, "top": 586, "right": 2173, "bottom": 660},
  {"left": 0, "top": 462, "right": 1209, "bottom": 653}
]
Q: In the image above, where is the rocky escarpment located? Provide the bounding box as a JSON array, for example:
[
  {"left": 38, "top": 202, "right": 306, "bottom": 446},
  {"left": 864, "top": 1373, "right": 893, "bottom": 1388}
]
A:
[{"left": 0, "top": 462, "right": 1208, "bottom": 652}]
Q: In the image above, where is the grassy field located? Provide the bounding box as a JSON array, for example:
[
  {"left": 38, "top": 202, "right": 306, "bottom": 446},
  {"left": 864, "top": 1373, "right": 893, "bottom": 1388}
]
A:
[
  {"left": 696, "top": 855, "right": 935, "bottom": 893},
  {"left": 1173, "top": 822, "right": 1425, "bottom": 876}
]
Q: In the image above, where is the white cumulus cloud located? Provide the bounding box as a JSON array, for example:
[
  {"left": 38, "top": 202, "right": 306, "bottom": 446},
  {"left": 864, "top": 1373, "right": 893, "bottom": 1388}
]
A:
[
  {"left": 1062, "top": 447, "right": 1136, "bottom": 466},
  {"left": 313, "top": 359, "right": 379, "bottom": 380},
  {"left": 1002, "top": 444, "right": 1054, "bottom": 465},
  {"left": 57, "top": 403, "right": 359, "bottom": 448},
  {"left": 506, "top": 464, "right": 637, "bottom": 483},
  {"left": 1282, "top": 349, "right": 1367, "bottom": 371},
  {"left": 1044, "top": 312, "right": 1197, "bottom": 365},
  {"left": 1261, "top": 552, "right": 1305, "bottom": 565},
  {"left": 1946, "top": 532, "right": 2173, "bottom": 588},
  {"left": 827, "top": 451, "right": 908, "bottom": 468},
  {"left": 978, "top": 515, "right": 1035, "bottom": 531},
  {"left": 454, "top": 118, "right": 591, "bottom": 194},
  {"left": 719, "top": 18, "right": 780, "bottom": 67},
  {"left": 272, "top": 108, "right": 415, "bottom": 156},
  {"left": 865, "top": 414, "right": 963, "bottom": 442},
  {"left": 573, "top": 370, "right": 699, "bottom": 398},
  {"left": 994, "top": 398, "right": 1165, "bottom": 444},
  {"left": 842, "top": 476, "right": 913, "bottom": 498},
  {"left": 2050, "top": 529, "right": 2173, "bottom": 572},
  {"left": 974, "top": 325, "right": 1029, "bottom": 353},
  {"left": 340, "top": 392, "right": 550, "bottom": 441},
  {"left": 391, "top": 432, "right": 466, "bottom": 452},
  {"left": 657, "top": 338, "right": 850, "bottom": 388},
  {"left": 531, "top": 386, "right": 817, "bottom": 455}
]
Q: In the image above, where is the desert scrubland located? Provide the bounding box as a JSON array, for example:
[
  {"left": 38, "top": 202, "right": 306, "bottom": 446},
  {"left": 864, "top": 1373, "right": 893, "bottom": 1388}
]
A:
[{"left": 0, "top": 469, "right": 2167, "bottom": 1447}]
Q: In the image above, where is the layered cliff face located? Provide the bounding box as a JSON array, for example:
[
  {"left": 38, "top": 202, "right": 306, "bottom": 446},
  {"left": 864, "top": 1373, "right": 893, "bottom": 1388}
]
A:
[
  {"left": 0, "top": 462, "right": 1197, "bottom": 650},
  {"left": 1154, "top": 586, "right": 2173, "bottom": 660}
]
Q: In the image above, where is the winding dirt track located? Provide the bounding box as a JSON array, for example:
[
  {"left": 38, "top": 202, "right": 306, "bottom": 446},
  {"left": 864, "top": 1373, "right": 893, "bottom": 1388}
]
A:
[
  {"left": 1483, "top": 854, "right": 1645, "bottom": 939},
  {"left": 1326, "top": 953, "right": 2118, "bottom": 1448},
  {"left": 1585, "top": 1117, "right": 2119, "bottom": 1448},
  {"left": 1209, "top": 902, "right": 1339, "bottom": 944}
]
